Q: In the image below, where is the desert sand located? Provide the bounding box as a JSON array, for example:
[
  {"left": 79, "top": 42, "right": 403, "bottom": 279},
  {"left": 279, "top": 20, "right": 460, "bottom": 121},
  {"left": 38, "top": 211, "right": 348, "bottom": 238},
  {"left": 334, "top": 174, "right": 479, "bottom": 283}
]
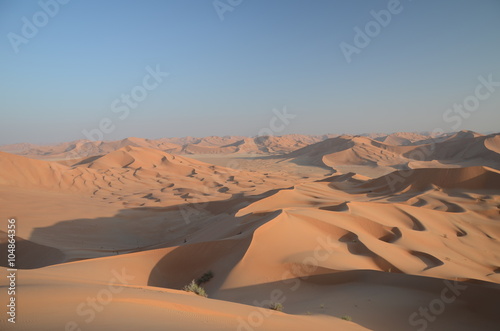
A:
[{"left": 1, "top": 130, "right": 500, "bottom": 330}]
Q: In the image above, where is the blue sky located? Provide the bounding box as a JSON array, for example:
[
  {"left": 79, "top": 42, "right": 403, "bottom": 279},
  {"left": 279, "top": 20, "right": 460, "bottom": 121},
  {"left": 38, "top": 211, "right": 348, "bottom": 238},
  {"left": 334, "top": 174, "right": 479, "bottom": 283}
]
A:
[{"left": 1, "top": 0, "right": 499, "bottom": 144}]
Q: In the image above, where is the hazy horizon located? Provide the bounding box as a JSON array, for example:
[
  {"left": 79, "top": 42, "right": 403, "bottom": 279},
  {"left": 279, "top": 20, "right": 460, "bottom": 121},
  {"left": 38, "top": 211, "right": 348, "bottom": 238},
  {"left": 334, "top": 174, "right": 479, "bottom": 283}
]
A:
[
  {"left": 2, "top": 0, "right": 499, "bottom": 145},
  {"left": 2, "top": 128, "right": 498, "bottom": 147}
]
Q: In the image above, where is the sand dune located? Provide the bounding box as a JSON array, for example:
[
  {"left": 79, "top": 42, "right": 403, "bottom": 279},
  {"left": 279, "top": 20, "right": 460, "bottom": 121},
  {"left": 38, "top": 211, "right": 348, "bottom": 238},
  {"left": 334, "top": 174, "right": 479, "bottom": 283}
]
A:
[
  {"left": 0, "top": 151, "right": 69, "bottom": 189},
  {"left": 0, "top": 146, "right": 296, "bottom": 202},
  {"left": 374, "top": 132, "right": 434, "bottom": 146},
  {"left": 0, "top": 134, "right": 335, "bottom": 161},
  {"left": 1, "top": 132, "right": 499, "bottom": 330},
  {"left": 281, "top": 131, "right": 500, "bottom": 176},
  {"left": 235, "top": 166, "right": 500, "bottom": 285},
  {"left": 356, "top": 166, "right": 500, "bottom": 194}
]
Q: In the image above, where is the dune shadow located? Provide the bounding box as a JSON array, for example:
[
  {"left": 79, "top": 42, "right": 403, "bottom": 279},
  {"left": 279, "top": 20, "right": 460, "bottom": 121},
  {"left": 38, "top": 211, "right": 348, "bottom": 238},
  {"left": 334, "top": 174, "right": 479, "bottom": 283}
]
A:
[
  {"left": 319, "top": 201, "right": 349, "bottom": 212},
  {"left": 215, "top": 270, "right": 500, "bottom": 330},
  {"left": 378, "top": 227, "right": 402, "bottom": 243},
  {"left": 26, "top": 189, "right": 283, "bottom": 268},
  {"left": 398, "top": 209, "right": 426, "bottom": 231},
  {"left": 0, "top": 231, "right": 65, "bottom": 269},
  {"left": 436, "top": 199, "right": 466, "bottom": 213},
  {"left": 410, "top": 251, "right": 444, "bottom": 270},
  {"left": 147, "top": 235, "right": 252, "bottom": 293}
]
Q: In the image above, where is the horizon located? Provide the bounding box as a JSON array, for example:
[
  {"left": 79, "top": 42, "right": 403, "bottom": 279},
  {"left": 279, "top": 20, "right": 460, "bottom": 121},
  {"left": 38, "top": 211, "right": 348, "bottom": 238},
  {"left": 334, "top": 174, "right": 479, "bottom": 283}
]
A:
[
  {"left": 2, "top": 128, "right": 497, "bottom": 148},
  {"left": 2, "top": 0, "right": 500, "bottom": 145}
]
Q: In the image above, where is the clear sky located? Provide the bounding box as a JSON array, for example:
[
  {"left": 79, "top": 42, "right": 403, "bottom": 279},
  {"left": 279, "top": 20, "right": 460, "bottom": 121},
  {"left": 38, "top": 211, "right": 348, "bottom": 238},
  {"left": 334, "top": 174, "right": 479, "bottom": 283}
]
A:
[{"left": 1, "top": 0, "right": 499, "bottom": 144}]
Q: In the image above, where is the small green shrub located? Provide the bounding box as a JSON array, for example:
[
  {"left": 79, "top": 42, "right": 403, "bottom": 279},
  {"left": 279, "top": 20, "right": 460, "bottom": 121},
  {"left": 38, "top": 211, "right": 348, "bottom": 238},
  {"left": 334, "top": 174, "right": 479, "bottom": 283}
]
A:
[
  {"left": 183, "top": 280, "right": 207, "bottom": 297},
  {"left": 268, "top": 302, "right": 283, "bottom": 311},
  {"left": 341, "top": 315, "right": 352, "bottom": 321}
]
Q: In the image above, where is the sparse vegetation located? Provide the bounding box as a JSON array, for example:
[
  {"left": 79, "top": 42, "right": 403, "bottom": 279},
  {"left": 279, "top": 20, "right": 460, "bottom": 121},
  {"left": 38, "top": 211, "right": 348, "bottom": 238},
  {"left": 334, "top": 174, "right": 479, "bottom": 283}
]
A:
[
  {"left": 183, "top": 280, "right": 207, "bottom": 297},
  {"left": 196, "top": 270, "right": 214, "bottom": 285},
  {"left": 341, "top": 315, "right": 352, "bottom": 321},
  {"left": 268, "top": 302, "right": 284, "bottom": 311}
]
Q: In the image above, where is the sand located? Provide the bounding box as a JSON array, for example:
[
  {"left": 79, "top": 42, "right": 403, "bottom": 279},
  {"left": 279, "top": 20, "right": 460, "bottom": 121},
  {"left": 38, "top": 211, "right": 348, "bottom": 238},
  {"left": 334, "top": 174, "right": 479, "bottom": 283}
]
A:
[{"left": 1, "top": 131, "right": 500, "bottom": 330}]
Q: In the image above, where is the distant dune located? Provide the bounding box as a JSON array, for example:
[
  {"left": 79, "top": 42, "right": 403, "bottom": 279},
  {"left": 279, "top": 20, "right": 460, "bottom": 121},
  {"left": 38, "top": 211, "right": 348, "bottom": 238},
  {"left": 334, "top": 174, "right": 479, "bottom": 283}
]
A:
[
  {"left": 352, "top": 166, "right": 500, "bottom": 194},
  {"left": 282, "top": 130, "right": 500, "bottom": 174},
  {"left": 0, "top": 134, "right": 338, "bottom": 161}
]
